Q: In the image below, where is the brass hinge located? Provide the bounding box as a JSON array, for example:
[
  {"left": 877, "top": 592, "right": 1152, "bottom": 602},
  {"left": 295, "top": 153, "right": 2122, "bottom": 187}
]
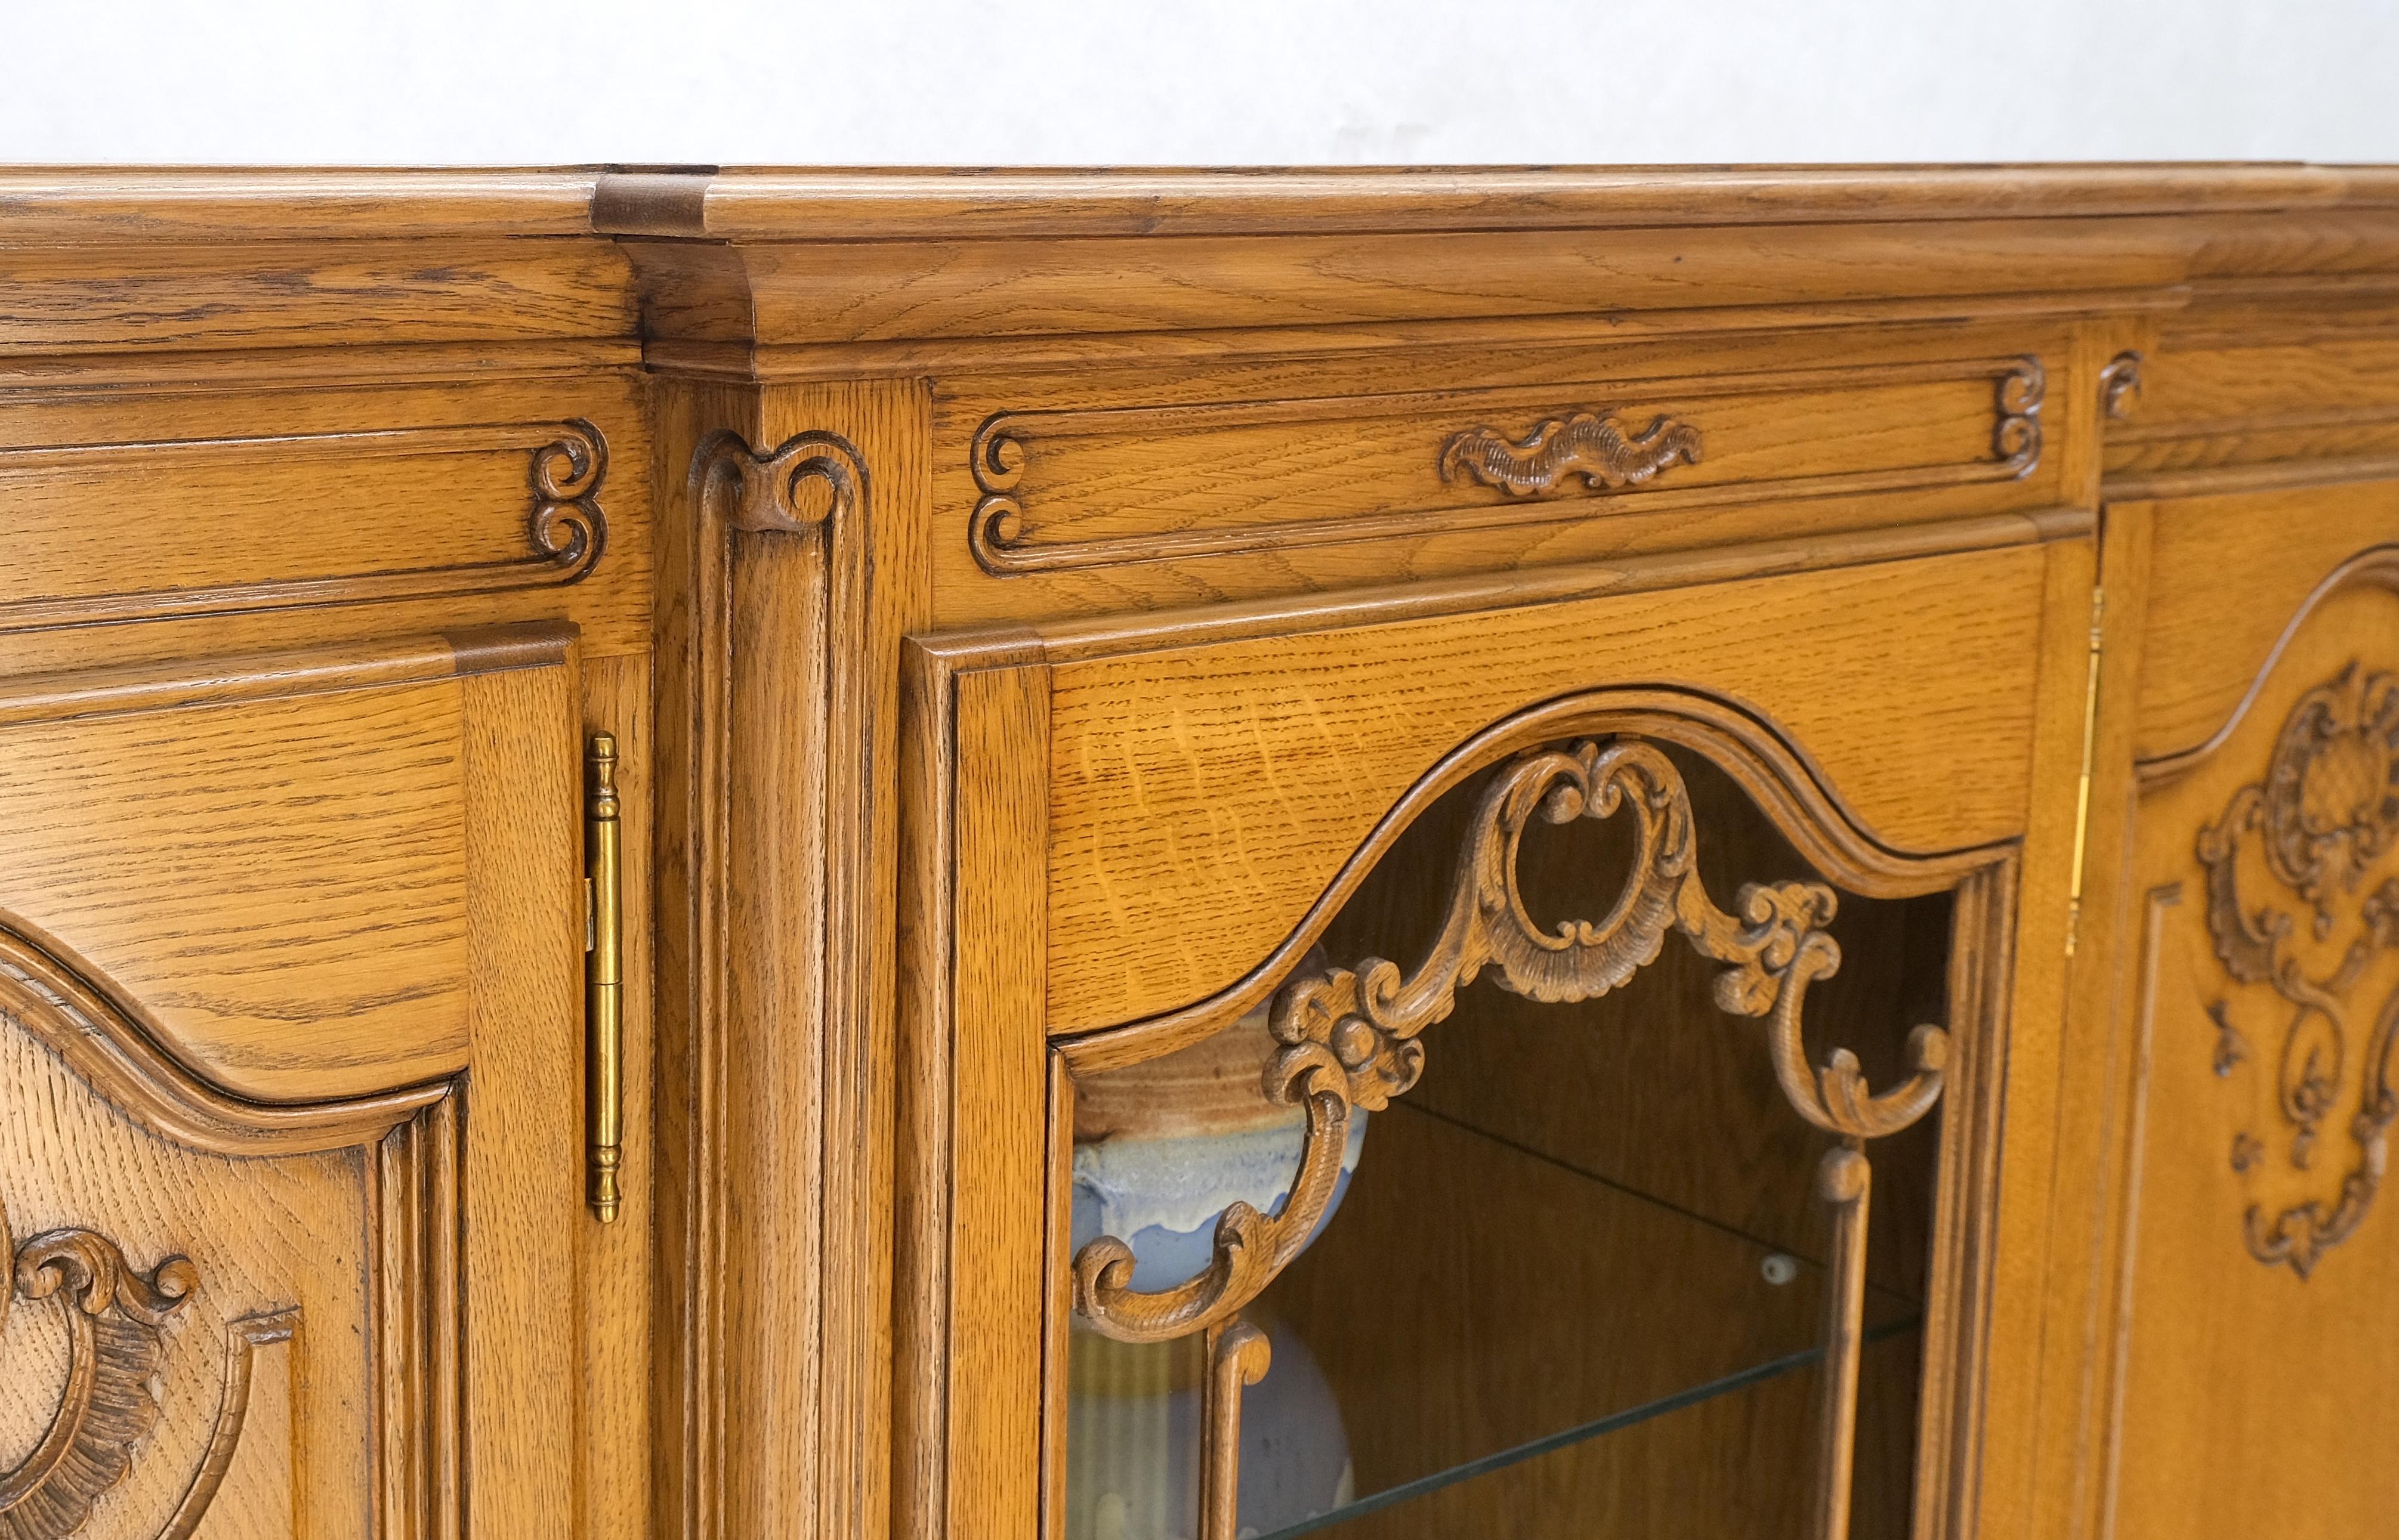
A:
[
  {"left": 2064, "top": 586, "right": 2105, "bottom": 957},
  {"left": 585, "top": 732, "right": 625, "bottom": 1223}
]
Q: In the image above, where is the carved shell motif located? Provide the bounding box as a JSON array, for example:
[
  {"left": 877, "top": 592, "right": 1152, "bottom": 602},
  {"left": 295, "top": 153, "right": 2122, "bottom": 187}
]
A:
[
  {"left": 2198, "top": 663, "right": 2399, "bottom": 1278},
  {"left": 0, "top": 1192, "right": 196, "bottom": 1537}
]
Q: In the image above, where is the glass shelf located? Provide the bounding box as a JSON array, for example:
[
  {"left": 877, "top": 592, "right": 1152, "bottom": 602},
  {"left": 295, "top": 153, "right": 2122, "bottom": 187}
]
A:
[
  {"left": 1253, "top": 1317, "right": 1923, "bottom": 1540},
  {"left": 1065, "top": 1102, "right": 1931, "bottom": 1540}
]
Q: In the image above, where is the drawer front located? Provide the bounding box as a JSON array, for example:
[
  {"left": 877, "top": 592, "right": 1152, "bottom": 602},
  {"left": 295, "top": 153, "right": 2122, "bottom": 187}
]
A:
[
  {"left": 966, "top": 357, "right": 2040, "bottom": 573},
  {"left": 0, "top": 375, "right": 653, "bottom": 664},
  {"left": 927, "top": 319, "right": 2103, "bottom": 627}
]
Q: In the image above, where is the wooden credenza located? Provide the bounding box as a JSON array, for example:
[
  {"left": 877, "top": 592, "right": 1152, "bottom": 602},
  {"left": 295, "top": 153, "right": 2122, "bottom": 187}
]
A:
[{"left": 4, "top": 165, "right": 2398, "bottom": 1540}]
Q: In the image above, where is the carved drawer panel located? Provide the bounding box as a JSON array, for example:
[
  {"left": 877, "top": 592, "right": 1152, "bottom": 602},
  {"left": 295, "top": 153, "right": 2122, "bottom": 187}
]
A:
[
  {"left": 923, "top": 327, "right": 2088, "bottom": 623},
  {"left": 958, "top": 358, "right": 2043, "bottom": 577},
  {"left": 0, "top": 379, "right": 647, "bottom": 641},
  {"left": 2105, "top": 333, "right": 2399, "bottom": 479}
]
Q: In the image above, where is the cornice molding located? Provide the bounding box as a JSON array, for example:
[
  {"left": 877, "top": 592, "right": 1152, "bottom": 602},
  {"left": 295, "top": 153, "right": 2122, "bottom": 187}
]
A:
[{"left": 590, "top": 163, "right": 2399, "bottom": 243}]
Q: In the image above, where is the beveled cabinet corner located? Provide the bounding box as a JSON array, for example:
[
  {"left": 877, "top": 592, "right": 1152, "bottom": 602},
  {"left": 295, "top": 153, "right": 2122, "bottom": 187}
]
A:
[{"left": 7, "top": 162, "right": 2399, "bottom": 1540}]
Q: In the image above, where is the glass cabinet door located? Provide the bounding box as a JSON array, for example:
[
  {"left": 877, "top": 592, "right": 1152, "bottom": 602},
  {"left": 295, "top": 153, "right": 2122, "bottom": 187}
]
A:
[{"left": 1058, "top": 736, "right": 1984, "bottom": 1540}]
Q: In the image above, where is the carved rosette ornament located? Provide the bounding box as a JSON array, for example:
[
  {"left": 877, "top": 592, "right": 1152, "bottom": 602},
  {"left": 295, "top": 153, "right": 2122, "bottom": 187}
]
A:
[
  {"left": 0, "top": 1194, "right": 195, "bottom": 1537},
  {"left": 2198, "top": 663, "right": 2399, "bottom": 1278}
]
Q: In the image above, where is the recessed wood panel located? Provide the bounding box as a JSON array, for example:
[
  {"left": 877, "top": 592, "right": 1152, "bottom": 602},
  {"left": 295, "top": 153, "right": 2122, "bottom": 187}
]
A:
[
  {"left": 2103, "top": 584, "right": 2399, "bottom": 1539},
  {"left": 0, "top": 1018, "right": 362, "bottom": 1538},
  {"left": 0, "top": 678, "right": 473, "bottom": 1102},
  {"left": 0, "top": 420, "right": 606, "bottom": 632},
  {"left": 959, "top": 358, "right": 2037, "bottom": 576},
  {"left": 2130, "top": 479, "right": 2399, "bottom": 764},
  {"left": 2107, "top": 335, "right": 2399, "bottom": 478},
  {"left": 1042, "top": 543, "right": 2052, "bottom": 1032}
]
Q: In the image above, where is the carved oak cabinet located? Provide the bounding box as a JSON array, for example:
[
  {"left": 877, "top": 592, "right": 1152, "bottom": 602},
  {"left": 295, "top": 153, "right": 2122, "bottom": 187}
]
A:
[{"left": 2, "top": 165, "right": 2397, "bottom": 1540}]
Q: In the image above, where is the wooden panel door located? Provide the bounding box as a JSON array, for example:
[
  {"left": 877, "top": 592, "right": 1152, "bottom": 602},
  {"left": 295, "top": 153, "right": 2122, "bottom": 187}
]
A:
[
  {"left": 2084, "top": 481, "right": 2399, "bottom": 1539},
  {"left": 897, "top": 528, "right": 2104, "bottom": 1540},
  {"left": 0, "top": 623, "right": 586, "bottom": 1538}
]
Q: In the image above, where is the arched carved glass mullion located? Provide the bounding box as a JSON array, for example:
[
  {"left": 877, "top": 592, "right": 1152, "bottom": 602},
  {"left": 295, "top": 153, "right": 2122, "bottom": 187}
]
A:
[{"left": 1061, "top": 726, "right": 1966, "bottom": 1540}]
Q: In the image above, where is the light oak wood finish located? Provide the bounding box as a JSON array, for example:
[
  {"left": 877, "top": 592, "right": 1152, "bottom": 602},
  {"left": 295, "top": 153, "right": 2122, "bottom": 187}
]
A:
[
  {"left": 5, "top": 165, "right": 2399, "bottom": 1540},
  {"left": 0, "top": 627, "right": 582, "bottom": 1538}
]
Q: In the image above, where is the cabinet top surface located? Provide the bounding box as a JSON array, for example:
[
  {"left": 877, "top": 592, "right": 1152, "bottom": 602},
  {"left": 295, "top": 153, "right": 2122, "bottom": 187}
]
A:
[{"left": 7, "top": 162, "right": 2399, "bottom": 244}]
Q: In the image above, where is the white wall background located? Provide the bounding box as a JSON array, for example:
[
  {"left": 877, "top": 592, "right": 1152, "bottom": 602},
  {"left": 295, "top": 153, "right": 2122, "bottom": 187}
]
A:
[{"left": 5, "top": 0, "right": 2397, "bottom": 166}]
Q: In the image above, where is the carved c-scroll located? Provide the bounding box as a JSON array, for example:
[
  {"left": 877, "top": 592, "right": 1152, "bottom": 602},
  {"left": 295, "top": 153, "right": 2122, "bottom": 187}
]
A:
[
  {"left": 0, "top": 1202, "right": 295, "bottom": 1540},
  {"left": 690, "top": 428, "right": 866, "bottom": 535},
  {"left": 152, "top": 1311, "right": 298, "bottom": 1540},
  {"left": 968, "top": 423, "right": 1031, "bottom": 568},
  {"left": 526, "top": 420, "right": 609, "bottom": 574},
  {"left": 2199, "top": 662, "right": 2399, "bottom": 1278},
  {"left": 2101, "top": 351, "right": 2144, "bottom": 422},
  {"left": 1993, "top": 356, "right": 2045, "bottom": 465},
  {"left": 1071, "top": 738, "right": 1949, "bottom": 1343},
  {"left": 0, "top": 1195, "right": 196, "bottom": 1538},
  {"left": 1437, "top": 410, "right": 1703, "bottom": 497},
  {"left": 0, "top": 923, "right": 338, "bottom": 1535}
]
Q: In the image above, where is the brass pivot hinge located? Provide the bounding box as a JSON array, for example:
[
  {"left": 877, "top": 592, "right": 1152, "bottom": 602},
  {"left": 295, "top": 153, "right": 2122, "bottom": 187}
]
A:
[
  {"left": 586, "top": 732, "right": 625, "bottom": 1223},
  {"left": 2065, "top": 586, "right": 2105, "bottom": 958}
]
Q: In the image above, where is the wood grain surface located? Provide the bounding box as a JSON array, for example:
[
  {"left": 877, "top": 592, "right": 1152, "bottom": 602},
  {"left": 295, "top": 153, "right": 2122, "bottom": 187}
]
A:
[
  {"left": 9, "top": 164, "right": 2399, "bottom": 1540},
  {"left": 2091, "top": 575, "right": 2399, "bottom": 1539},
  {"left": 0, "top": 627, "right": 585, "bottom": 1539},
  {"left": 1041, "top": 542, "right": 2053, "bottom": 1032}
]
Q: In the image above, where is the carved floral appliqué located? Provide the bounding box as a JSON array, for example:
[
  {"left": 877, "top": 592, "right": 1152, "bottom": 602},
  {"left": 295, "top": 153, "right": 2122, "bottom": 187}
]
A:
[{"left": 2197, "top": 662, "right": 2399, "bottom": 1278}]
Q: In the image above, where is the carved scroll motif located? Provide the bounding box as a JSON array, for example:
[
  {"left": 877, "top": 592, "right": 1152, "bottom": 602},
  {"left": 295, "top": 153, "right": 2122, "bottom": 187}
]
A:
[
  {"left": 154, "top": 1311, "right": 297, "bottom": 1540},
  {"left": 0, "top": 419, "right": 610, "bottom": 633},
  {"left": 1436, "top": 412, "right": 1703, "bottom": 497},
  {"left": 968, "top": 425, "right": 1031, "bottom": 570},
  {"left": 1070, "top": 738, "right": 1949, "bottom": 1343},
  {"left": 2100, "top": 351, "right": 2144, "bottom": 422},
  {"left": 2198, "top": 663, "right": 2399, "bottom": 1278},
  {"left": 1993, "top": 356, "right": 2045, "bottom": 465},
  {"left": 526, "top": 420, "right": 609, "bottom": 574},
  {"left": 0, "top": 1202, "right": 293, "bottom": 1540},
  {"left": 690, "top": 428, "right": 865, "bottom": 535},
  {"left": 1, "top": 929, "right": 311, "bottom": 1538},
  {"left": 0, "top": 1196, "right": 195, "bottom": 1538}
]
